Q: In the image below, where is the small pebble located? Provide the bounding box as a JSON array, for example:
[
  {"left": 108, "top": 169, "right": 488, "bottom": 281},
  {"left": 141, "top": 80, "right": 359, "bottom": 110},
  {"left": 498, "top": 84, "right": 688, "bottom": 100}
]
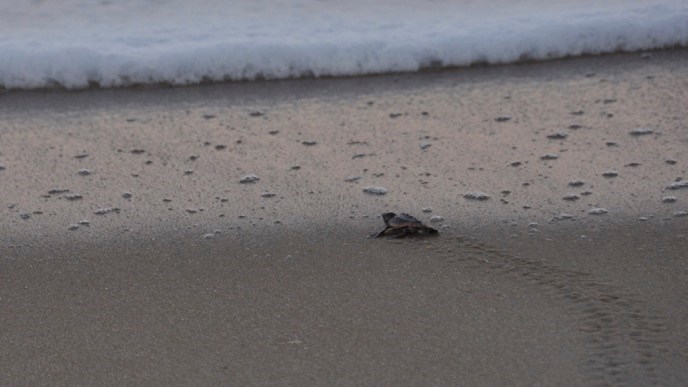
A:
[
  {"left": 422, "top": 207, "right": 432, "bottom": 213},
  {"left": 215, "top": 144, "right": 227, "bottom": 150},
  {"left": 464, "top": 192, "right": 490, "bottom": 201},
  {"left": 563, "top": 194, "right": 580, "bottom": 201},
  {"left": 602, "top": 171, "right": 618, "bottom": 178},
  {"left": 302, "top": 141, "right": 318, "bottom": 146},
  {"left": 547, "top": 132, "right": 568, "bottom": 140},
  {"left": 122, "top": 192, "right": 132, "bottom": 199},
  {"left": 184, "top": 170, "right": 194, "bottom": 175},
  {"left": 78, "top": 169, "right": 92, "bottom": 176},
  {"left": 347, "top": 140, "right": 368, "bottom": 146},
  {"left": 667, "top": 180, "right": 688, "bottom": 190},
  {"left": 94, "top": 208, "right": 120, "bottom": 215},
  {"left": 420, "top": 142, "right": 432, "bottom": 150},
  {"left": 540, "top": 154, "right": 558, "bottom": 160},
  {"left": 606, "top": 142, "right": 618, "bottom": 147},
  {"left": 74, "top": 153, "right": 89, "bottom": 159},
  {"left": 363, "top": 186, "right": 387, "bottom": 195},
  {"left": 20, "top": 213, "right": 31, "bottom": 219},
  {"left": 568, "top": 180, "right": 585, "bottom": 187},
  {"left": 553, "top": 213, "right": 574, "bottom": 221},
  {"left": 674, "top": 211, "right": 688, "bottom": 217},
  {"left": 345, "top": 176, "right": 362, "bottom": 182},
  {"left": 588, "top": 208, "right": 608, "bottom": 215},
  {"left": 430, "top": 215, "right": 444, "bottom": 223},
  {"left": 666, "top": 159, "right": 677, "bottom": 165},
  {"left": 629, "top": 128, "right": 653, "bottom": 136},
  {"left": 67, "top": 224, "right": 79, "bottom": 231},
  {"left": 663, "top": 196, "right": 677, "bottom": 203},
  {"left": 495, "top": 116, "right": 511, "bottom": 122},
  {"left": 131, "top": 149, "right": 145, "bottom": 154},
  {"left": 261, "top": 192, "right": 276, "bottom": 198},
  {"left": 203, "top": 233, "right": 214, "bottom": 239},
  {"left": 239, "top": 174, "right": 260, "bottom": 183}
]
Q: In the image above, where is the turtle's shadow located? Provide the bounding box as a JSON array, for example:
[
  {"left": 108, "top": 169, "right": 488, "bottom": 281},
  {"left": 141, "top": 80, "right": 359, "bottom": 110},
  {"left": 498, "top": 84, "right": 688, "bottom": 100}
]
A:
[{"left": 369, "top": 228, "right": 440, "bottom": 239}]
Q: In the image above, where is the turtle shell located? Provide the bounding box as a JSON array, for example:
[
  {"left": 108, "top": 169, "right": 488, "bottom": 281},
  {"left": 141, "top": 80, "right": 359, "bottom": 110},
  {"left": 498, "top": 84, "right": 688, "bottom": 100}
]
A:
[{"left": 383, "top": 212, "right": 424, "bottom": 228}]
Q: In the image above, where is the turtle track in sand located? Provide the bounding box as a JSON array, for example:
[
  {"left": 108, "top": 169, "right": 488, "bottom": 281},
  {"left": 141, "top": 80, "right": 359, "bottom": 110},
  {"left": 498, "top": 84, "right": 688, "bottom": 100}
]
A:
[{"left": 415, "top": 235, "right": 669, "bottom": 386}]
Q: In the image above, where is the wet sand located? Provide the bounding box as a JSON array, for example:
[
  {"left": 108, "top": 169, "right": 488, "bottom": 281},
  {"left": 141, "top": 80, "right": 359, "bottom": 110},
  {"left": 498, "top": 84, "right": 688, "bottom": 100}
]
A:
[{"left": 1, "top": 49, "right": 687, "bottom": 385}]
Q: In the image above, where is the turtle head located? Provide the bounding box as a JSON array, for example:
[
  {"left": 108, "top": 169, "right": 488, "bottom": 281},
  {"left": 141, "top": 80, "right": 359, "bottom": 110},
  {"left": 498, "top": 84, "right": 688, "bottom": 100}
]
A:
[{"left": 382, "top": 212, "right": 397, "bottom": 225}]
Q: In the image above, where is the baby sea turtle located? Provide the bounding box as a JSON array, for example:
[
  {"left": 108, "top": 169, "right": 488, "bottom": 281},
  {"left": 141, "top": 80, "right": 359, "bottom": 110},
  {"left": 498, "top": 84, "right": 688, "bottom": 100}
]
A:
[{"left": 370, "top": 212, "right": 439, "bottom": 238}]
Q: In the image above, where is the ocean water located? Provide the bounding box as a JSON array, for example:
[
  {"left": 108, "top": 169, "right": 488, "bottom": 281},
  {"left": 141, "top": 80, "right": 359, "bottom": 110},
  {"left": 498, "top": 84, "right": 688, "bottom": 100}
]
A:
[{"left": 0, "top": 0, "right": 686, "bottom": 90}]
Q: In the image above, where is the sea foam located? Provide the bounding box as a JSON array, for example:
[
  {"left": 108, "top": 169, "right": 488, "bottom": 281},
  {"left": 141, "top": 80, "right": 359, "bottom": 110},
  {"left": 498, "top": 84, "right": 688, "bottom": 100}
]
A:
[{"left": 0, "top": 0, "right": 686, "bottom": 90}]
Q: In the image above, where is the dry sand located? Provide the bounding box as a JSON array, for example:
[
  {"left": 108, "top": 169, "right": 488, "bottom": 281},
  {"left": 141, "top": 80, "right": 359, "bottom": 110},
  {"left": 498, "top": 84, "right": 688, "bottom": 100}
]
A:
[{"left": 1, "top": 49, "right": 687, "bottom": 385}]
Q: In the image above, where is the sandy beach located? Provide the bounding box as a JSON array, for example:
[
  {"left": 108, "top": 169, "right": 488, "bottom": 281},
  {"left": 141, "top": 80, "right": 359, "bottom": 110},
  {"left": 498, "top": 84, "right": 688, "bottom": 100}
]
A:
[{"left": 1, "top": 49, "right": 687, "bottom": 385}]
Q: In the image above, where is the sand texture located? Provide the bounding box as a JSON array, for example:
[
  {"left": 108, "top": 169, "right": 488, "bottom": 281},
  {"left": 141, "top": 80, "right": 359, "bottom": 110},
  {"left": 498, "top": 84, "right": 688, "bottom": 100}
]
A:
[{"left": 1, "top": 49, "right": 687, "bottom": 385}]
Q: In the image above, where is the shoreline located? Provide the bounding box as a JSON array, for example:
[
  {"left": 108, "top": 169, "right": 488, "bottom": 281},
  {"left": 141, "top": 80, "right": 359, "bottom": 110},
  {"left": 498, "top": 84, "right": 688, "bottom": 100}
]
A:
[
  {"left": 2, "top": 47, "right": 687, "bottom": 110},
  {"left": 1, "top": 46, "right": 684, "bottom": 94},
  {"left": 1, "top": 48, "right": 687, "bottom": 385}
]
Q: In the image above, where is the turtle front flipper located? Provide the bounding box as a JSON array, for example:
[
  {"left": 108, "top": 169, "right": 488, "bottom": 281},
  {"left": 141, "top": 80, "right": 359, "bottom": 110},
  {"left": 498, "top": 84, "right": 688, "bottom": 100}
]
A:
[
  {"left": 423, "top": 226, "right": 439, "bottom": 235},
  {"left": 369, "top": 226, "right": 390, "bottom": 238}
]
